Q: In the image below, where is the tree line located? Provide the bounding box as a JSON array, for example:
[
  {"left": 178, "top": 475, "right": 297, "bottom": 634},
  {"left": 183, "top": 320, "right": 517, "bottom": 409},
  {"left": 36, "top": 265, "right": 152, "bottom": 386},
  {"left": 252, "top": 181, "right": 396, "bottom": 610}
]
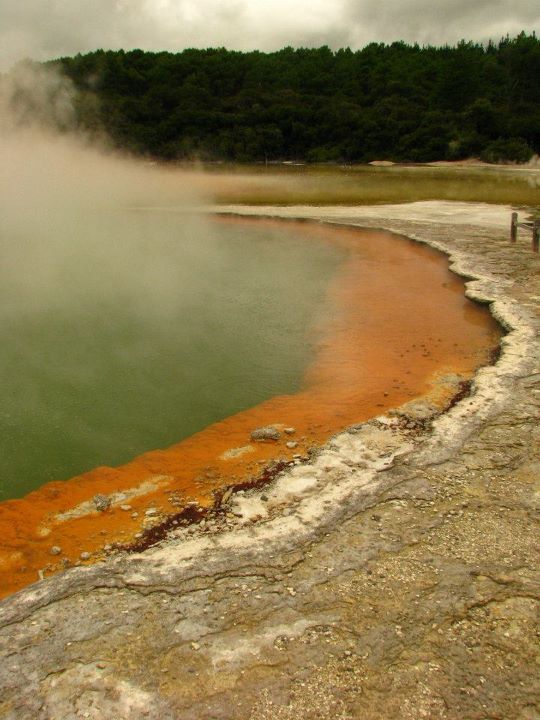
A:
[{"left": 11, "top": 34, "right": 540, "bottom": 163}]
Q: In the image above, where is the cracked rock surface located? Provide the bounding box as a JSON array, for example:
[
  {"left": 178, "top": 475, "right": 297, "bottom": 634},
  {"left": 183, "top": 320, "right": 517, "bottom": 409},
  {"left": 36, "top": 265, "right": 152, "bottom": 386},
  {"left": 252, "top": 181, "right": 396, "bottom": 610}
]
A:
[{"left": 0, "top": 202, "right": 539, "bottom": 720}]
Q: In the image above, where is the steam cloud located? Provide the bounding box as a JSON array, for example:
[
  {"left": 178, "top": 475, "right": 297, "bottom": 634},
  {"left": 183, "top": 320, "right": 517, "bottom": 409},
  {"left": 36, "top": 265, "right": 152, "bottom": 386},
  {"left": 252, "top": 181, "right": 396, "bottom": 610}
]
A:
[
  {"left": 0, "top": 63, "right": 228, "bottom": 492},
  {"left": 0, "top": 62, "right": 218, "bottom": 423},
  {"left": 0, "top": 63, "right": 212, "bottom": 320},
  {"left": 0, "top": 65, "right": 341, "bottom": 496}
]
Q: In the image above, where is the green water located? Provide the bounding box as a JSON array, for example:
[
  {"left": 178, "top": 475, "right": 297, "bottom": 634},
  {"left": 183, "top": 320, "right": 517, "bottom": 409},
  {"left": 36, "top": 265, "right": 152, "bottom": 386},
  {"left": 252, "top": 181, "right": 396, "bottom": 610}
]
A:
[
  {"left": 204, "top": 163, "right": 540, "bottom": 208},
  {"left": 0, "top": 213, "right": 344, "bottom": 500}
]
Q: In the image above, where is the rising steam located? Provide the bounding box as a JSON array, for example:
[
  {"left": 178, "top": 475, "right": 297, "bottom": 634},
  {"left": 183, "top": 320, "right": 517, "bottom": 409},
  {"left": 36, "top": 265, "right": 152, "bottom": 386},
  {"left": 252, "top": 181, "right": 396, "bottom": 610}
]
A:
[
  {"left": 0, "top": 62, "right": 217, "bottom": 493},
  {"left": 0, "top": 63, "right": 342, "bottom": 498},
  {"left": 0, "top": 62, "right": 214, "bottom": 319}
]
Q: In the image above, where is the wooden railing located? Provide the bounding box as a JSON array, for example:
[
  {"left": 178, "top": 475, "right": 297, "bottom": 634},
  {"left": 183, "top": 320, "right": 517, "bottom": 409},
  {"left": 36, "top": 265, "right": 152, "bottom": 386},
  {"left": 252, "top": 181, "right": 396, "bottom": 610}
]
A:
[{"left": 511, "top": 212, "right": 539, "bottom": 253}]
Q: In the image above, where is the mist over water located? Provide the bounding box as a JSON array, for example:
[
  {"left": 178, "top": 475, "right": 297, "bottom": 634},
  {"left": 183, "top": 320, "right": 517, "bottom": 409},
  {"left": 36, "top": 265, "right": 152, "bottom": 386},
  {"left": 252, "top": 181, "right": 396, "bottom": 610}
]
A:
[{"left": 0, "top": 67, "right": 344, "bottom": 499}]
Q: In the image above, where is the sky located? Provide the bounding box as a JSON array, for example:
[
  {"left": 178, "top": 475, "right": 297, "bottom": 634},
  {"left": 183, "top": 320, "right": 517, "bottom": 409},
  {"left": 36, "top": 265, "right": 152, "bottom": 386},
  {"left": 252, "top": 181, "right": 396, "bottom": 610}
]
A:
[{"left": 1, "top": 0, "right": 539, "bottom": 70}]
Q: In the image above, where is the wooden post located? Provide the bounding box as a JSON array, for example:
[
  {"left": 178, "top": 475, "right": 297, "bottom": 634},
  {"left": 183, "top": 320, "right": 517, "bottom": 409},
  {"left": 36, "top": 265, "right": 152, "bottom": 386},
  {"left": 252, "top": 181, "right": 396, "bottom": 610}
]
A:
[
  {"left": 533, "top": 219, "right": 540, "bottom": 253},
  {"left": 511, "top": 212, "right": 518, "bottom": 243}
]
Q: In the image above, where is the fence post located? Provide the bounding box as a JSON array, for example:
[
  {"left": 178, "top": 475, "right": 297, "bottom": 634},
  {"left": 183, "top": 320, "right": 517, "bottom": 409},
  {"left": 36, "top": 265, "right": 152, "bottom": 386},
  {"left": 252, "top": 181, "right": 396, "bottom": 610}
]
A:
[
  {"left": 511, "top": 212, "right": 518, "bottom": 243},
  {"left": 533, "top": 220, "right": 539, "bottom": 253}
]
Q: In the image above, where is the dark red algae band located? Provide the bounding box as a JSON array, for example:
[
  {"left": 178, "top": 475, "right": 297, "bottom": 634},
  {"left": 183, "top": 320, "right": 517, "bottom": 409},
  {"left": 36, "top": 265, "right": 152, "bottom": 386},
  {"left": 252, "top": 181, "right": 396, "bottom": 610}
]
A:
[
  {"left": 444, "top": 344, "right": 501, "bottom": 412},
  {"left": 444, "top": 379, "right": 474, "bottom": 411},
  {"left": 116, "top": 458, "right": 296, "bottom": 554},
  {"left": 488, "top": 343, "right": 502, "bottom": 366}
]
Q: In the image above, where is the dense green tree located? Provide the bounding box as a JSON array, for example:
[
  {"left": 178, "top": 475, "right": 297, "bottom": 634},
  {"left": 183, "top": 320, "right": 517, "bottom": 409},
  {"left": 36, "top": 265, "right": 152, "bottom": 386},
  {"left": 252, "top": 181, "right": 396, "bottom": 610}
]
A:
[{"left": 6, "top": 34, "right": 537, "bottom": 163}]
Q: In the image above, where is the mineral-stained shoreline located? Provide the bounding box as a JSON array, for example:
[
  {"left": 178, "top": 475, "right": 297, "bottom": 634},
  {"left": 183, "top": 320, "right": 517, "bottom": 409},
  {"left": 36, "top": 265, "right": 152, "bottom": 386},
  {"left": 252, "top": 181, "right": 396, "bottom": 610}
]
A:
[{"left": 0, "top": 201, "right": 538, "bottom": 720}]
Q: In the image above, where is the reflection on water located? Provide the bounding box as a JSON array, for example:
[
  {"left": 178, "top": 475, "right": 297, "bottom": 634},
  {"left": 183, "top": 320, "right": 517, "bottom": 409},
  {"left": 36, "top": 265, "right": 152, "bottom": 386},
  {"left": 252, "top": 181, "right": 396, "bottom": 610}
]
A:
[{"left": 189, "top": 164, "right": 540, "bottom": 208}]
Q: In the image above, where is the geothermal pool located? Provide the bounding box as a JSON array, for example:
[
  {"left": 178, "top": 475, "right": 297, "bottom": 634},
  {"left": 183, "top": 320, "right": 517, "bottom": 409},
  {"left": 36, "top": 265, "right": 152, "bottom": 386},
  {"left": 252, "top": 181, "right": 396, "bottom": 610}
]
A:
[
  {"left": 0, "top": 214, "right": 343, "bottom": 500},
  {"left": 0, "top": 214, "right": 501, "bottom": 598}
]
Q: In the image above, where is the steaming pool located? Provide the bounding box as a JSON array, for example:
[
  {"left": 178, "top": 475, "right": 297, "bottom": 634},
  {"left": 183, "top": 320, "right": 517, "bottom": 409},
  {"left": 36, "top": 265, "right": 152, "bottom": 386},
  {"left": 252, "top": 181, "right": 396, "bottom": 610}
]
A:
[
  {"left": 1, "top": 213, "right": 347, "bottom": 500},
  {"left": 0, "top": 211, "right": 502, "bottom": 503},
  {"left": 0, "top": 209, "right": 504, "bottom": 599}
]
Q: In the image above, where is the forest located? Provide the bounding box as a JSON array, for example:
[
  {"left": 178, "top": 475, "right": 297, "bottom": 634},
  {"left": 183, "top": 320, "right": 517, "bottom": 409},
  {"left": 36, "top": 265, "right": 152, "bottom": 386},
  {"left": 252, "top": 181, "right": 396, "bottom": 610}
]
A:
[{"left": 9, "top": 33, "right": 540, "bottom": 163}]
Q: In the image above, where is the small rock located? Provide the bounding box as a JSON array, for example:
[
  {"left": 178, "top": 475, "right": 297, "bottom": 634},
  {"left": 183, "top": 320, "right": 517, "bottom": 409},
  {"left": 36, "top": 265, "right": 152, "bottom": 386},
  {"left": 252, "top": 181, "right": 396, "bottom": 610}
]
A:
[
  {"left": 145, "top": 508, "right": 158, "bottom": 517},
  {"left": 131, "top": 512, "right": 139, "bottom": 519},
  {"left": 286, "top": 441, "right": 298, "bottom": 449},
  {"left": 93, "top": 494, "right": 111, "bottom": 512},
  {"left": 190, "top": 642, "right": 200, "bottom": 651},
  {"left": 261, "top": 494, "right": 269, "bottom": 502},
  {"left": 120, "top": 504, "right": 132, "bottom": 512},
  {"left": 80, "top": 552, "right": 91, "bottom": 561},
  {"left": 221, "top": 489, "right": 233, "bottom": 505},
  {"left": 251, "top": 426, "right": 281, "bottom": 442},
  {"left": 49, "top": 546, "right": 62, "bottom": 556},
  {"left": 284, "top": 427, "right": 296, "bottom": 435}
]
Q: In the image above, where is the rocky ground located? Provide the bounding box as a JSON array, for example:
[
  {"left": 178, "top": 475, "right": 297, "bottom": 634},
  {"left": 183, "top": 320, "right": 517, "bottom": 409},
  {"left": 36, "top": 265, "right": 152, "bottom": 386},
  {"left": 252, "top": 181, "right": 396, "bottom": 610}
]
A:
[{"left": 0, "top": 202, "right": 538, "bottom": 720}]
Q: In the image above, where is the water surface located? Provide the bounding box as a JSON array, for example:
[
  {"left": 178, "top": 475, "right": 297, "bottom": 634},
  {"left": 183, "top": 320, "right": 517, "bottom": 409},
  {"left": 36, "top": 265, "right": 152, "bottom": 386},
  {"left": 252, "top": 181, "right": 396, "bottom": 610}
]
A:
[
  {"left": 190, "top": 163, "right": 540, "bottom": 208},
  {"left": 0, "top": 213, "right": 344, "bottom": 499}
]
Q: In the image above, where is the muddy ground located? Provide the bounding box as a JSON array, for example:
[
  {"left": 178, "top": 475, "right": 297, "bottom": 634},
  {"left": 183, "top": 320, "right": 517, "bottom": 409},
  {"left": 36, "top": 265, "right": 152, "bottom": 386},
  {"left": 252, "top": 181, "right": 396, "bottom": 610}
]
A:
[{"left": 0, "top": 201, "right": 538, "bottom": 720}]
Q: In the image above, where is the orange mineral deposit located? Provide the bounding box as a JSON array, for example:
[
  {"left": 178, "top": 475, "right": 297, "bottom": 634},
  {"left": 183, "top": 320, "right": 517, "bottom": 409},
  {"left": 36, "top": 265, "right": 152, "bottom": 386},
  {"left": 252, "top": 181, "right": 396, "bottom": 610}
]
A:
[{"left": 0, "top": 219, "right": 501, "bottom": 599}]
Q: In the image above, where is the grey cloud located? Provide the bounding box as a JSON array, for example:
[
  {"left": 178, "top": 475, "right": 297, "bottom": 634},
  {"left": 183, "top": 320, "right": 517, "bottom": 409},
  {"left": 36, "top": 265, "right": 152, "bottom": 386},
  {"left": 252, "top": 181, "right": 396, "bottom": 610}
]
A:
[
  {"left": 0, "top": 0, "right": 251, "bottom": 68},
  {"left": 0, "top": 0, "right": 539, "bottom": 71},
  {"left": 341, "top": 0, "right": 540, "bottom": 47}
]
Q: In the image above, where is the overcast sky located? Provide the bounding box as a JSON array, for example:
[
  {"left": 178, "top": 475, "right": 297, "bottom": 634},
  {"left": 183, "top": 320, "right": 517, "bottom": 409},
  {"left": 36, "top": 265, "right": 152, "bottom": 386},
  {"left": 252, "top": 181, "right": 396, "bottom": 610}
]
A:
[{"left": 1, "top": 0, "right": 539, "bottom": 70}]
